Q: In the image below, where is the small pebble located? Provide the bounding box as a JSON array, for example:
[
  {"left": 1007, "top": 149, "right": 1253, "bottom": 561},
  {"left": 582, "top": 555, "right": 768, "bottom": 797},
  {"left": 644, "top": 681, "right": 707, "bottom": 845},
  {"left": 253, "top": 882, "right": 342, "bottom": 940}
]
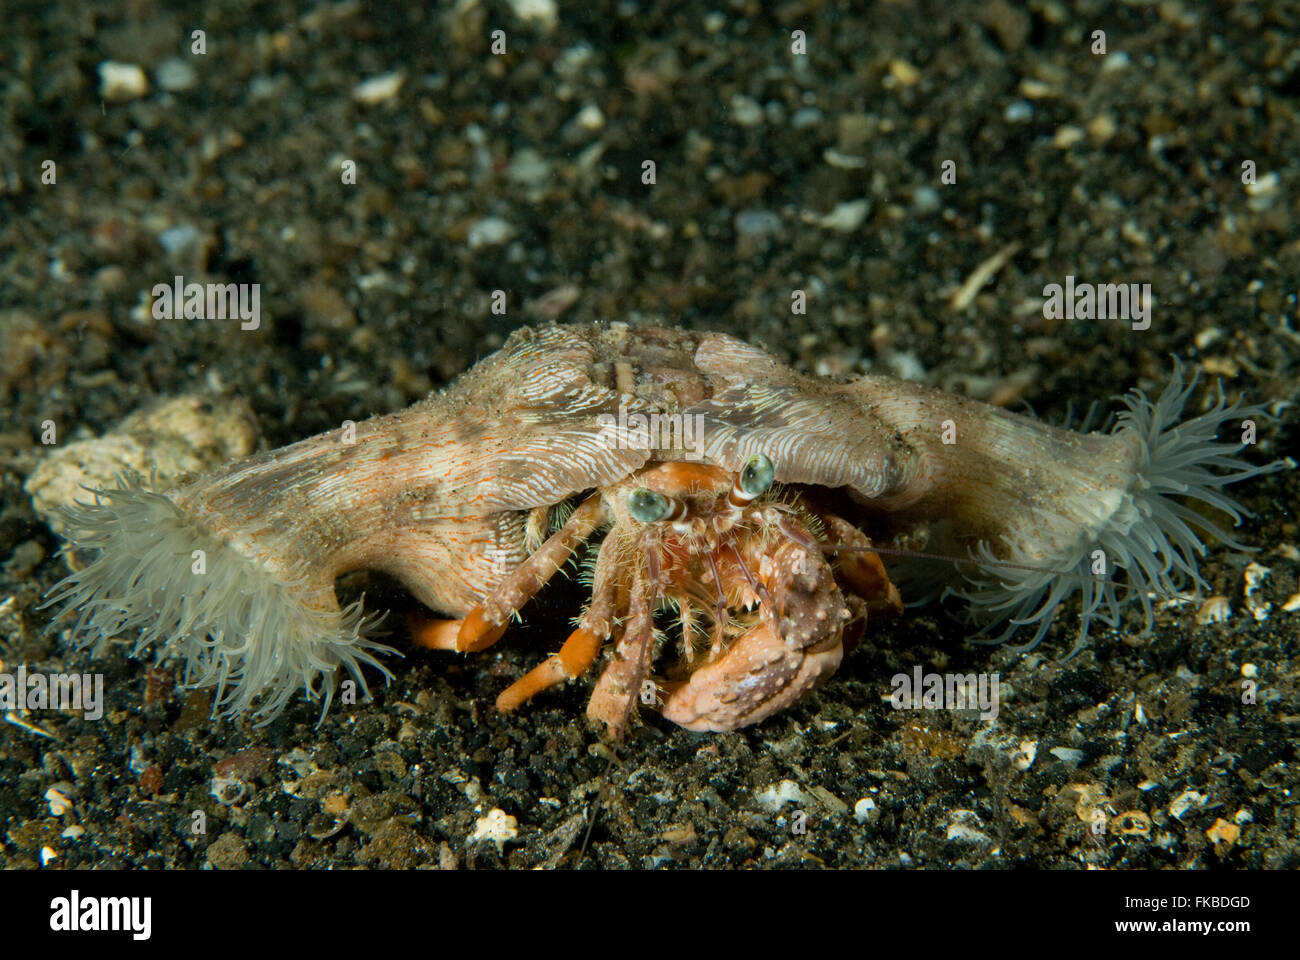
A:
[
  {"left": 158, "top": 224, "right": 200, "bottom": 256},
  {"left": 1088, "top": 113, "right": 1117, "bottom": 141},
  {"left": 1003, "top": 100, "right": 1033, "bottom": 122},
  {"left": 734, "top": 209, "right": 782, "bottom": 238},
  {"left": 99, "top": 61, "right": 148, "bottom": 101},
  {"left": 353, "top": 71, "right": 405, "bottom": 105},
  {"left": 506, "top": 149, "right": 552, "bottom": 189},
  {"left": 888, "top": 59, "right": 921, "bottom": 86},
  {"left": 1205, "top": 818, "right": 1240, "bottom": 854},
  {"left": 945, "top": 810, "right": 992, "bottom": 844},
  {"left": 853, "top": 798, "right": 876, "bottom": 823},
  {"left": 156, "top": 57, "right": 197, "bottom": 93},
  {"left": 1049, "top": 746, "right": 1085, "bottom": 765},
  {"left": 45, "top": 787, "right": 73, "bottom": 816},
  {"left": 1245, "top": 171, "right": 1280, "bottom": 211},
  {"left": 791, "top": 106, "right": 824, "bottom": 130},
  {"left": 573, "top": 103, "right": 604, "bottom": 131},
  {"left": 1053, "top": 125, "right": 1085, "bottom": 148},
  {"left": 1169, "top": 789, "right": 1209, "bottom": 820},
  {"left": 755, "top": 779, "right": 809, "bottom": 812},
  {"left": 815, "top": 199, "right": 870, "bottom": 233},
  {"left": 730, "top": 94, "right": 764, "bottom": 127},
  {"left": 911, "top": 185, "right": 941, "bottom": 214},
  {"left": 470, "top": 808, "right": 519, "bottom": 853},
  {"left": 1019, "top": 79, "right": 1054, "bottom": 99},
  {"left": 506, "top": 0, "right": 558, "bottom": 31},
  {"left": 1102, "top": 51, "right": 1131, "bottom": 72},
  {"left": 466, "top": 216, "right": 515, "bottom": 249}
]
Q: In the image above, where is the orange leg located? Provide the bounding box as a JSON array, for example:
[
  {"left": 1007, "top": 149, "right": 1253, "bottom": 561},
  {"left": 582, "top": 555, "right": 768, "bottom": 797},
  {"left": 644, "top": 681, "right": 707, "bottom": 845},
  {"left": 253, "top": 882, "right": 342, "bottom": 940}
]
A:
[
  {"left": 409, "top": 605, "right": 515, "bottom": 653},
  {"left": 414, "top": 494, "right": 605, "bottom": 654},
  {"left": 410, "top": 615, "right": 465, "bottom": 651},
  {"left": 495, "top": 626, "right": 604, "bottom": 712},
  {"left": 496, "top": 536, "right": 620, "bottom": 711}
]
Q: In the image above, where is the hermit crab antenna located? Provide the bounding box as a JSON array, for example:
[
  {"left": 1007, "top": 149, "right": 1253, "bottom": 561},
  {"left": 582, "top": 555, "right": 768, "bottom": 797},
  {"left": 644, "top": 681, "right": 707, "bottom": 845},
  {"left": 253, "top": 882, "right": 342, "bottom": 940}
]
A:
[
  {"left": 727, "top": 540, "right": 775, "bottom": 611},
  {"left": 819, "top": 542, "right": 1085, "bottom": 580},
  {"left": 702, "top": 544, "right": 729, "bottom": 625}
]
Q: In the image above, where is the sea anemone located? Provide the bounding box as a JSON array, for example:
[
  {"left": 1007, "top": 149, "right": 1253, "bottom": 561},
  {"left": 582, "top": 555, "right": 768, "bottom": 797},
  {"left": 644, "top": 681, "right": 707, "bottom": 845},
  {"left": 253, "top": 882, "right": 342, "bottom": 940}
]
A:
[
  {"left": 41, "top": 482, "right": 392, "bottom": 725},
  {"left": 956, "top": 360, "right": 1291, "bottom": 655}
]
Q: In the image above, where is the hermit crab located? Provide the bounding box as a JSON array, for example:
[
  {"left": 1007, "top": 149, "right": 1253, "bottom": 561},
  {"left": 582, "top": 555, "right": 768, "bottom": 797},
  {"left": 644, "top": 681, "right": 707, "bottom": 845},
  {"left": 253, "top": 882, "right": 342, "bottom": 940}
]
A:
[
  {"left": 41, "top": 323, "right": 1287, "bottom": 736},
  {"left": 409, "top": 455, "right": 901, "bottom": 736}
]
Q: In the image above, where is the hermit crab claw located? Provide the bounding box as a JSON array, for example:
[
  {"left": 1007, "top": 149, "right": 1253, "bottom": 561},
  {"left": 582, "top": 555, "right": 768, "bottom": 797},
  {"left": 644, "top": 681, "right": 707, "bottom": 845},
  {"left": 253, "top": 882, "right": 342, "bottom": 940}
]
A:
[
  {"left": 659, "top": 621, "right": 844, "bottom": 732},
  {"left": 660, "top": 537, "right": 851, "bottom": 732}
]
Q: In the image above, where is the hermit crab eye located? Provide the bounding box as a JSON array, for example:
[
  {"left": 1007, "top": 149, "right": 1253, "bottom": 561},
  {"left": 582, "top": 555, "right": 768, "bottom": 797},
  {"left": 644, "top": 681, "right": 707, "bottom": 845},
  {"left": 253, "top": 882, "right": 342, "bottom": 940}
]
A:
[
  {"left": 628, "top": 488, "right": 670, "bottom": 523},
  {"left": 739, "top": 453, "right": 775, "bottom": 497}
]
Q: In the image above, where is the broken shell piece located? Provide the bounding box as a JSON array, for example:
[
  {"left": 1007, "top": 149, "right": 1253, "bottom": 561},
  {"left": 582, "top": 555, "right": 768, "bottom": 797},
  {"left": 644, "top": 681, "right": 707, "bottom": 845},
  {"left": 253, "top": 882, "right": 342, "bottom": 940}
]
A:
[
  {"left": 1012, "top": 739, "right": 1037, "bottom": 771},
  {"left": 1205, "top": 817, "right": 1241, "bottom": 856},
  {"left": 1243, "top": 563, "right": 1272, "bottom": 621},
  {"left": 1169, "top": 789, "right": 1209, "bottom": 820},
  {"left": 1281, "top": 577, "right": 1300, "bottom": 613},
  {"left": 352, "top": 71, "right": 405, "bottom": 105},
  {"left": 470, "top": 808, "right": 518, "bottom": 853},
  {"left": 99, "top": 61, "right": 148, "bottom": 101},
  {"left": 1111, "top": 810, "right": 1152, "bottom": 838},
  {"left": 45, "top": 786, "right": 74, "bottom": 816},
  {"left": 1195, "top": 595, "right": 1231, "bottom": 624},
  {"left": 210, "top": 773, "right": 247, "bottom": 806}
]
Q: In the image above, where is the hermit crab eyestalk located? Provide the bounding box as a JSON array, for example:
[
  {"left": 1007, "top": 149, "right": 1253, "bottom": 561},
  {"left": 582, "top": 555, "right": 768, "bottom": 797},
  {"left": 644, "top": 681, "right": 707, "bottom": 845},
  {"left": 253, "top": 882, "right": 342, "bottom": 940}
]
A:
[
  {"left": 731, "top": 452, "right": 775, "bottom": 508},
  {"left": 628, "top": 487, "right": 671, "bottom": 523}
]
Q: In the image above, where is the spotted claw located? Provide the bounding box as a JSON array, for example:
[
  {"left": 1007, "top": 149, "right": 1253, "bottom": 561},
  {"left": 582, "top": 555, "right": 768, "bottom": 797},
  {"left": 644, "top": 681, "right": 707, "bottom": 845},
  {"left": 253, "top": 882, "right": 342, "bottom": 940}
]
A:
[
  {"left": 660, "top": 620, "right": 843, "bottom": 732},
  {"left": 660, "top": 537, "right": 854, "bottom": 732}
]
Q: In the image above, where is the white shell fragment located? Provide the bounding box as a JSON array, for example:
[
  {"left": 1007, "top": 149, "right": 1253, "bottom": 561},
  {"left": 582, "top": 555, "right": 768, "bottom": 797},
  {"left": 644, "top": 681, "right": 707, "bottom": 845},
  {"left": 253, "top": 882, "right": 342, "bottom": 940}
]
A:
[
  {"left": 98, "top": 61, "right": 149, "bottom": 101},
  {"left": 1169, "top": 789, "right": 1209, "bottom": 821},
  {"left": 853, "top": 798, "right": 876, "bottom": 823},
  {"left": 1050, "top": 746, "right": 1085, "bottom": 765},
  {"left": 1243, "top": 563, "right": 1272, "bottom": 622},
  {"left": 755, "top": 779, "right": 810, "bottom": 812},
  {"left": 1012, "top": 740, "right": 1038, "bottom": 772},
  {"left": 470, "top": 808, "right": 519, "bottom": 853},
  {"left": 811, "top": 199, "right": 870, "bottom": 233},
  {"left": 507, "top": 0, "right": 558, "bottom": 31},
  {"left": 352, "top": 71, "right": 405, "bottom": 105},
  {"left": 1195, "top": 595, "right": 1231, "bottom": 624},
  {"left": 466, "top": 216, "right": 515, "bottom": 249},
  {"left": 45, "top": 786, "right": 74, "bottom": 816}
]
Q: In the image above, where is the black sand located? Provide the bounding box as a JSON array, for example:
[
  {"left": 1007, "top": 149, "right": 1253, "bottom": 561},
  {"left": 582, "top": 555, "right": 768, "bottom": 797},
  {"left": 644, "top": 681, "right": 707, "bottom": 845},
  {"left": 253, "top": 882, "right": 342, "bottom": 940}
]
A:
[{"left": 1, "top": 0, "right": 1296, "bottom": 869}]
